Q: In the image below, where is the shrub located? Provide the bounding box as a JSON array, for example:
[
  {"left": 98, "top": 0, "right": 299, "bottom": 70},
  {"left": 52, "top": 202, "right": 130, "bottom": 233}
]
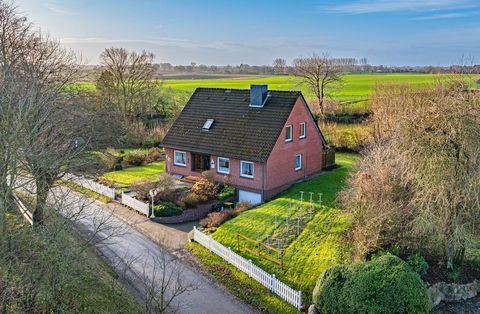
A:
[
  {"left": 407, "top": 254, "right": 429, "bottom": 277},
  {"left": 124, "top": 149, "right": 145, "bottom": 166},
  {"left": 98, "top": 149, "right": 118, "bottom": 171},
  {"left": 217, "top": 185, "right": 235, "bottom": 200},
  {"left": 234, "top": 201, "right": 251, "bottom": 214},
  {"left": 149, "top": 147, "right": 162, "bottom": 161},
  {"left": 313, "top": 255, "right": 429, "bottom": 314},
  {"left": 200, "top": 209, "right": 237, "bottom": 228},
  {"left": 156, "top": 173, "right": 174, "bottom": 191},
  {"left": 155, "top": 188, "right": 177, "bottom": 203},
  {"left": 181, "top": 192, "right": 201, "bottom": 209},
  {"left": 153, "top": 202, "right": 183, "bottom": 217},
  {"left": 192, "top": 170, "right": 218, "bottom": 199},
  {"left": 181, "top": 192, "right": 209, "bottom": 209},
  {"left": 130, "top": 180, "right": 158, "bottom": 201}
]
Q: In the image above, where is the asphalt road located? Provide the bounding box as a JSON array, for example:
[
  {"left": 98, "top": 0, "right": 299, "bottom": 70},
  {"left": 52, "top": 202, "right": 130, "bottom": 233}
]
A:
[{"left": 17, "top": 180, "right": 252, "bottom": 314}]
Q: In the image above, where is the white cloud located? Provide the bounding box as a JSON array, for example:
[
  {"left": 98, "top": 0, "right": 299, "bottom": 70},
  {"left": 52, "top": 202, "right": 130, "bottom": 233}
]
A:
[
  {"left": 411, "top": 11, "right": 480, "bottom": 20},
  {"left": 323, "top": 0, "right": 478, "bottom": 14},
  {"left": 44, "top": 0, "right": 74, "bottom": 16}
]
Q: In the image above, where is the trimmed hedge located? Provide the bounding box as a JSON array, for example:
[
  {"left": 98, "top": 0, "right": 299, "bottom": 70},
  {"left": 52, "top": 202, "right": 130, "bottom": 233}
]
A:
[
  {"left": 313, "top": 255, "right": 429, "bottom": 314},
  {"left": 153, "top": 202, "right": 183, "bottom": 217}
]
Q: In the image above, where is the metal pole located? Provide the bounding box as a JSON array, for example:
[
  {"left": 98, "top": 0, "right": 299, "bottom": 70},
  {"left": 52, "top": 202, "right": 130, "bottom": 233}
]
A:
[{"left": 297, "top": 217, "right": 300, "bottom": 234}]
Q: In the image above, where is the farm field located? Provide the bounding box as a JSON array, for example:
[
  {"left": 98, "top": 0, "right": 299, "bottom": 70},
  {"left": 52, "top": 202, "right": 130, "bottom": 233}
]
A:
[
  {"left": 68, "top": 73, "right": 473, "bottom": 104},
  {"left": 211, "top": 153, "right": 359, "bottom": 298},
  {"left": 101, "top": 161, "right": 165, "bottom": 187}
]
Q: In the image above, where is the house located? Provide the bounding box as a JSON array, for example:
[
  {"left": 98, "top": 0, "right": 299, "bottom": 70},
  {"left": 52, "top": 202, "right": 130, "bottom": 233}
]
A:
[{"left": 162, "top": 84, "right": 332, "bottom": 205}]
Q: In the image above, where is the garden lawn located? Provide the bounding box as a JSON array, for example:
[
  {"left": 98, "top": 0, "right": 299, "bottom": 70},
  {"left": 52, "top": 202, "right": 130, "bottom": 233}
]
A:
[
  {"left": 212, "top": 153, "right": 359, "bottom": 298},
  {"left": 101, "top": 161, "right": 165, "bottom": 187}
]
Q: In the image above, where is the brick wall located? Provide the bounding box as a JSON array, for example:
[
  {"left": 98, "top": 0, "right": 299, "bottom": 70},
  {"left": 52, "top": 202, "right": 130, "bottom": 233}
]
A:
[
  {"left": 164, "top": 147, "right": 264, "bottom": 192},
  {"left": 264, "top": 96, "right": 323, "bottom": 198}
]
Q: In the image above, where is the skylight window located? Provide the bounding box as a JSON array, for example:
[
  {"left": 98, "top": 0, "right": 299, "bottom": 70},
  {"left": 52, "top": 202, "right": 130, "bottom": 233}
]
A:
[{"left": 202, "top": 119, "right": 214, "bottom": 130}]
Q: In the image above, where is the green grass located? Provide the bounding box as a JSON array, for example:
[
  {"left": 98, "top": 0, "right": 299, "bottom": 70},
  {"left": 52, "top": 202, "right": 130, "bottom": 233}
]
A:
[
  {"left": 101, "top": 161, "right": 165, "bottom": 187},
  {"left": 163, "top": 73, "right": 455, "bottom": 103},
  {"left": 68, "top": 73, "right": 478, "bottom": 106},
  {"left": 59, "top": 180, "right": 112, "bottom": 203},
  {"left": 3, "top": 211, "right": 140, "bottom": 313},
  {"left": 189, "top": 242, "right": 297, "bottom": 314},
  {"left": 208, "top": 153, "right": 359, "bottom": 300}
]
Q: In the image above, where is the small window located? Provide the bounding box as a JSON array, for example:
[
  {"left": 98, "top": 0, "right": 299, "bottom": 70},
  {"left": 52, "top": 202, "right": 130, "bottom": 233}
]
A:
[
  {"left": 295, "top": 154, "right": 302, "bottom": 171},
  {"left": 285, "top": 125, "right": 292, "bottom": 142},
  {"left": 174, "top": 151, "right": 186, "bottom": 166},
  {"left": 217, "top": 157, "right": 230, "bottom": 174},
  {"left": 300, "top": 122, "right": 306, "bottom": 139},
  {"left": 203, "top": 119, "right": 214, "bottom": 130},
  {"left": 240, "top": 161, "right": 254, "bottom": 178}
]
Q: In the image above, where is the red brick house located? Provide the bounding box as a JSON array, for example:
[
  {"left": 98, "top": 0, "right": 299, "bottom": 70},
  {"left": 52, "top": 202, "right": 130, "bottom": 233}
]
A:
[{"left": 162, "top": 84, "right": 331, "bottom": 205}]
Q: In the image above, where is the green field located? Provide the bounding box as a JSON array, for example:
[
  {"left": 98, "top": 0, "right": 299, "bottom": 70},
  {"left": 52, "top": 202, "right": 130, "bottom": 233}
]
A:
[
  {"left": 163, "top": 73, "right": 452, "bottom": 102},
  {"left": 101, "top": 161, "right": 165, "bottom": 187},
  {"left": 69, "top": 73, "right": 473, "bottom": 104},
  {"left": 210, "top": 153, "right": 359, "bottom": 299}
]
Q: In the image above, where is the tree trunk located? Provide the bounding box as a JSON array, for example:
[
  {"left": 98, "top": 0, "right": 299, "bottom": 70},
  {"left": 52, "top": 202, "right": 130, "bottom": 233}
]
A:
[{"left": 33, "top": 177, "right": 49, "bottom": 226}]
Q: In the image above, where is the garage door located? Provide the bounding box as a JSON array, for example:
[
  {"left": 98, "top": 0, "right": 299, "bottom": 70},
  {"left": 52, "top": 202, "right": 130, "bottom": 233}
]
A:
[{"left": 238, "top": 190, "right": 262, "bottom": 205}]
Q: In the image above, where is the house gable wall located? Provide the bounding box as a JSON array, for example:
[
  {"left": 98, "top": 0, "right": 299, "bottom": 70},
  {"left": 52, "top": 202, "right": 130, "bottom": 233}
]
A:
[{"left": 264, "top": 96, "right": 324, "bottom": 198}]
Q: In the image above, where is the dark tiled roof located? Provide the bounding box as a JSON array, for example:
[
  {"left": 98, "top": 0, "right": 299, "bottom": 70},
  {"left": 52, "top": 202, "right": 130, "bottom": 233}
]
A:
[{"left": 162, "top": 88, "right": 302, "bottom": 162}]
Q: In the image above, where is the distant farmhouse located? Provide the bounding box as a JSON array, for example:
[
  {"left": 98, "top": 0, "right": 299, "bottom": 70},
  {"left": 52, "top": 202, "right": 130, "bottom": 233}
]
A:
[{"left": 162, "top": 85, "right": 333, "bottom": 204}]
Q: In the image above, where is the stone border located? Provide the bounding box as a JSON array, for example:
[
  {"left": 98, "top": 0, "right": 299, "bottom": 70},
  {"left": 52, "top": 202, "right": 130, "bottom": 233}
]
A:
[{"left": 429, "top": 280, "right": 479, "bottom": 309}]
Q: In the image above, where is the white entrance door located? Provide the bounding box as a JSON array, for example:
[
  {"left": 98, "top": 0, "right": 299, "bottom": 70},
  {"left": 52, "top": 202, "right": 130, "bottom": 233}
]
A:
[{"left": 238, "top": 190, "right": 262, "bottom": 205}]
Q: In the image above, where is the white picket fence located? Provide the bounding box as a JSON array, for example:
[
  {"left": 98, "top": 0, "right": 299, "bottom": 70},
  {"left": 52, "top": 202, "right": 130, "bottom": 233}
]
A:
[
  {"left": 64, "top": 173, "right": 115, "bottom": 199},
  {"left": 192, "top": 227, "right": 302, "bottom": 310},
  {"left": 121, "top": 193, "right": 150, "bottom": 216}
]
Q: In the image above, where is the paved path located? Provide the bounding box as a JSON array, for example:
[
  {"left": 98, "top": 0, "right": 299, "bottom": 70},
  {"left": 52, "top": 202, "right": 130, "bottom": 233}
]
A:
[{"left": 54, "top": 187, "right": 252, "bottom": 314}]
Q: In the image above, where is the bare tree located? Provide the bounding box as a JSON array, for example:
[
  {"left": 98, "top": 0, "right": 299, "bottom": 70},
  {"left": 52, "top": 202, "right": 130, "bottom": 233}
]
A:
[
  {"left": 342, "top": 80, "right": 480, "bottom": 270},
  {"left": 272, "top": 57, "right": 286, "bottom": 74},
  {"left": 293, "top": 53, "right": 353, "bottom": 115},
  {"left": 97, "top": 47, "right": 157, "bottom": 119}
]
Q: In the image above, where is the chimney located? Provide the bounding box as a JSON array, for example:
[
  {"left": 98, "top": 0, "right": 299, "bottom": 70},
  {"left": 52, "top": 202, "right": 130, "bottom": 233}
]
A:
[{"left": 250, "top": 84, "right": 268, "bottom": 107}]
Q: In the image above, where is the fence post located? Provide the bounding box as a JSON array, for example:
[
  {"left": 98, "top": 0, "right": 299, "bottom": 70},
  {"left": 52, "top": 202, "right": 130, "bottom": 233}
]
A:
[
  {"left": 297, "top": 290, "right": 302, "bottom": 310},
  {"left": 270, "top": 274, "right": 276, "bottom": 292},
  {"left": 248, "top": 259, "right": 253, "bottom": 277}
]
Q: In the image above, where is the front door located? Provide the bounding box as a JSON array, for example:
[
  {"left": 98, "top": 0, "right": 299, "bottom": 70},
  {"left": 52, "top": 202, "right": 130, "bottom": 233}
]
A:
[{"left": 191, "top": 153, "right": 210, "bottom": 172}]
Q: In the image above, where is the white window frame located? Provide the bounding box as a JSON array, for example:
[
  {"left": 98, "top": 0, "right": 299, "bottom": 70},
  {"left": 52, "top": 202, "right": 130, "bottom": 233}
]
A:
[
  {"left": 295, "top": 154, "right": 302, "bottom": 171},
  {"left": 285, "top": 125, "right": 293, "bottom": 142},
  {"left": 300, "top": 122, "right": 306, "bottom": 139},
  {"left": 173, "top": 150, "right": 187, "bottom": 167},
  {"left": 217, "top": 157, "right": 230, "bottom": 174},
  {"left": 240, "top": 160, "right": 254, "bottom": 179}
]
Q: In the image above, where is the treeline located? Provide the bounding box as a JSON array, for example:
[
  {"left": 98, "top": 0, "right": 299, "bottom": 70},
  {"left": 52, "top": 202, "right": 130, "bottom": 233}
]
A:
[{"left": 79, "top": 58, "right": 480, "bottom": 80}]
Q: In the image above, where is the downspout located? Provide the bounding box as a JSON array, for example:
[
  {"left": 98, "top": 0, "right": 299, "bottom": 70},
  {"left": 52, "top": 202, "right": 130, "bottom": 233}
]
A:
[{"left": 262, "top": 161, "right": 266, "bottom": 202}]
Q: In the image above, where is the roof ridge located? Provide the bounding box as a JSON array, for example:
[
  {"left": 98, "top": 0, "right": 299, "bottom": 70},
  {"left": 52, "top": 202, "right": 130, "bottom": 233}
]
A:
[{"left": 195, "top": 87, "right": 301, "bottom": 93}]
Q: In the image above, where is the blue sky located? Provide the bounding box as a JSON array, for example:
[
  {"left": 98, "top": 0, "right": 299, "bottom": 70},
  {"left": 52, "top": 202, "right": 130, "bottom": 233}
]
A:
[{"left": 18, "top": 0, "right": 480, "bottom": 66}]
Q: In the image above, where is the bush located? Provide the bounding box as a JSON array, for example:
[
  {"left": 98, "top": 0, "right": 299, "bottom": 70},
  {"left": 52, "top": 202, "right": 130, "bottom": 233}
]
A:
[
  {"left": 181, "top": 192, "right": 201, "bottom": 209},
  {"left": 153, "top": 202, "right": 183, "bottom": 217},
  {"left": 192, "top": 170, "right": 218, "bottom": 199},
  {"left": 130, "top": 180, "right": 158, "bottom": 201},
  {"left": 200, "top": 209, "right": 237, "bottom": 228},
  {"left": 98, "top": 149, "right": 118, "bottom": 171},
  {"left": 234, "top": 201, "right": 251, "bottom": 213},
  {"left": 123, "top": 149, "right": 146, "bottom": 166},
  {"left": 313, "top": 255, "right": 429, "bottom": 314},
  {"left": 149, "top": 147, "right": 162, "bottom": 161},
  {"left": 217, "top": 185, "right": 235, "bottom": 200},
  {"left": 407, "top": 254, "right": 429, "bottom": 277},
  {"left": 155, "top": 188, "right": 177, "bottom": 203},
  {"left": 156, "top": 173, "right": 173, "bottom": 191}
]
